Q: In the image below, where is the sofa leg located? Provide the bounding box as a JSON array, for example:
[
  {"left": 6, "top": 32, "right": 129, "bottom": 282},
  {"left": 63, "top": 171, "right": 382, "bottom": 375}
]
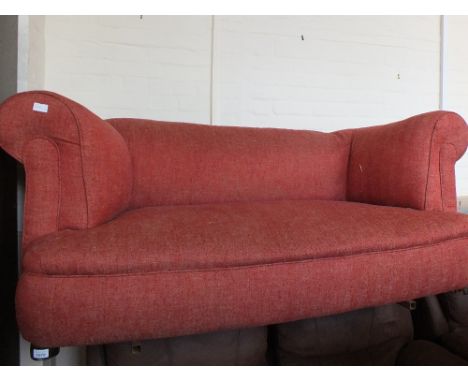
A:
[
  {"left": 30, "top": 344, "right": 60, "bottom": 361},
  {"left": 399, "top": 300, "right": 417, "bottom": 311}
]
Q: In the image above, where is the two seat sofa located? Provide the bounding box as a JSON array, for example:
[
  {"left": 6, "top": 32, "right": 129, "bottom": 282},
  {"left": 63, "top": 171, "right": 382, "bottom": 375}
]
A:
[{"left": 1, "top": 91, "right": 468, "bottom": 355}]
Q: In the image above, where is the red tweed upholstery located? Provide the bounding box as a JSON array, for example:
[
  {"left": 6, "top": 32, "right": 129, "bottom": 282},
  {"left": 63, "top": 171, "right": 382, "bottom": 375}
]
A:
[
  {"left": 1, "top": 91, "right": 468, "bottom": 348},
  {"left": 107, "top": 118, "right": 350, "bottom": 208},
  {"left": 0, "top": 91, "right": 132, "bottom": 247},
  {"left": 23, "top": 200, "right": 468, "bottom": 276},
  {"left": 348, "top": 111, "right": 468, "bottom": 211},
  {"left": 16, "top": 234, "right": 468, "bottom": 347}
]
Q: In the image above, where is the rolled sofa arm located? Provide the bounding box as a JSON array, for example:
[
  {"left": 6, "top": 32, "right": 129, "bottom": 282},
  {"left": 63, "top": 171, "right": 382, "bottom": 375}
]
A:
[
  {"left": 0, "top": 91, "right": 132, "bottom": 246},
  {"left": 347, "top": 111, "right": 468, "bottom": 212}
]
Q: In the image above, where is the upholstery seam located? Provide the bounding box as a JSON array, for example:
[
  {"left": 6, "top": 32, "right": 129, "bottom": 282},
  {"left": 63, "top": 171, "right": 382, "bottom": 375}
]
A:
[
  {"left": 423, "top": 112, "right": 458, "bottom": 210},
  {"left": 126, "top": 124, "right": 136, "bottom": 209},
  {"left": 22, "top": 233, "right": 468, "bottom": 279},
  {"left": 62, "top": 102, "right": 90, "bottom": 228},
  {"left": 50, "top": 137, "right": 80, "bottom": 146},
  {"left": 345, "top": 130, "right": 355, "bottom": 201},
  {"left": 22, "top": 137, "right": 61, "bottom": 255},
  {"left": 439, "top": 143, "right": 457, "bottom": 212},
  {"left": 423, "top": 113, "right": 443, "bottom": 210},
  {"left": 104, "top": 118, "right": 134, "bottom": 213},
  {"left": 26, "top": 91, "right": 91, "bottom": 228}
]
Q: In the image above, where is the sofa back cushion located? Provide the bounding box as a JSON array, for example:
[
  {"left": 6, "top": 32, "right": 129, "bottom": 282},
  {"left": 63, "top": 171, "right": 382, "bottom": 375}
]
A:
[{"left": 108, "top": 119, "right": 351, "bottom": 208}]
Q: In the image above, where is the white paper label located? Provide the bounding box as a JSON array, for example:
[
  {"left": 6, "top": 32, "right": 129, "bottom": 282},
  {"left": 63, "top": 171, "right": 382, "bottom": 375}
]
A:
[
  {"left": 32, "top": 102, "right": 48, "bottom": 113},
  {"left": 32, "top": 348, "right": 49, "bottom": 359}
]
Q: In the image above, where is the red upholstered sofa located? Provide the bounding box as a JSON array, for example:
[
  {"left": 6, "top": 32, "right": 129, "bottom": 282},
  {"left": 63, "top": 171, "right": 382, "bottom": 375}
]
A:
[{"left": 1, "top": 91, "right": 468, "bottom": 353}]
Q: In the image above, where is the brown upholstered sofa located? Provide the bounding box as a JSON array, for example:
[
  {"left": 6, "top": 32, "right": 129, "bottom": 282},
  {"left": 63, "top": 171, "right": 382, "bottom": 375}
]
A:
[{"left": 1, "top": 91, "right": 468, "bottom": 363}]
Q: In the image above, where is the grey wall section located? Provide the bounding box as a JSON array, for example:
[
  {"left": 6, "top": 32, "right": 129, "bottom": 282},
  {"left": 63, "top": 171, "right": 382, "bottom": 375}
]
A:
[
  {"left": 0, "top": 16, "right": 18, "bottom": 102},
  {"left": 0, "top": 15, "right": 19, "bottom": 366}
]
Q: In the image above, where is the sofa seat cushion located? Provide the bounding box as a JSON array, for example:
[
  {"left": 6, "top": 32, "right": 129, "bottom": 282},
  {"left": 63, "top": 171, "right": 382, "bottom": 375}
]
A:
[
  {"left": 18, "top": 200, "right": 468, "bottom": 347},
  {"left": 23, "top": 200, "right": 468, "bottom": 276}
]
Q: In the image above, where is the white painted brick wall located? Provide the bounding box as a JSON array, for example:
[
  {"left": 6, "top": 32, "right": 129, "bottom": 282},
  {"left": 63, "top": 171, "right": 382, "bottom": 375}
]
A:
[
  {"left": 212, "top": 16, "right": 440, "bottom": 131},
  {"left": 445, "top": 16, "right": 468, "bottom": 195},
  {"left": 43, "top": 16, "right": 212, "bottom": 123}
]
